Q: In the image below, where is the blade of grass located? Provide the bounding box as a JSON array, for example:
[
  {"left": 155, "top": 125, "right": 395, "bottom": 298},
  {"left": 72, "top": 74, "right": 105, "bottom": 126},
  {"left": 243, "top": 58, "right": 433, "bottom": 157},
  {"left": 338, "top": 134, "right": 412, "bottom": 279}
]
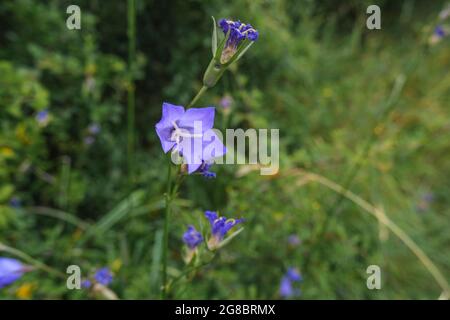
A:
[{"left": 292, "top": 169, "right": 450, "bottom": 298}]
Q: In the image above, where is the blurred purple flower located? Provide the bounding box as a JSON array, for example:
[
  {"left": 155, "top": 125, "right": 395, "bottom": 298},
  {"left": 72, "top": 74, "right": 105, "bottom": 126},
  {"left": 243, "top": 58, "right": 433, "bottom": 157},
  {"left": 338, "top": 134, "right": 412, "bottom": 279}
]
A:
[
  {"left": 9, "top": 197, "right": 21, "bottom": 208},
  {"left": 434, "top": 26, "right": 446, "bottom": 38},
  {"left": 205, "top": 211, "right": 244, "bottom": 249},
  {"left": 155, "top": 102, "right": 226, "bottom": 173},
  {"left": 0, "top": 257, "right": 26, "bottom": 289},
  {"left": 94, "top": 268, "right": 113, "bottom": 286},
  {"left": 286, "top": 268, "right": 302, "bottom": 281},
  {"left": 84, "top": 136, "right": 95, "bottom": 146},
  {"left": 279, "top": 267, "right": 302, "bottom": 298},
  {"left": 36, "top": 110, "right": 49, "bottom": 126},
  {"left": 416, "top": 191, "right": 435, "bottom": 212},
  {"left": 81, "top": 279, "right": 92, "bottom": 289},
  {"left": 183, "top": 225, "right": 203, "bottom": 249},
  {"left": 219, "top": 95, "right": 233, "bottom": 109},
  {"left": 88, "top": 123, "right": 101, "bottom": 135},
  {"left": 287, "top": 234, "right": 301, "bottom": 246}
]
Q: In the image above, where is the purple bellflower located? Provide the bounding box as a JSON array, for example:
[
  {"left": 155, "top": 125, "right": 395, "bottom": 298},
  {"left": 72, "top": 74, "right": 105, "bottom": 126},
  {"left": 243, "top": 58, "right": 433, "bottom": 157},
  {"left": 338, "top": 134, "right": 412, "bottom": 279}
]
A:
[
  {"left": 279, "top": 267, "right": 302, "bottom": 299},
  {"left": 155, "top": 102, "right": 226, "bottom": 174},
  {"left": 9, "top": 197, "right": 21, "bottom": 208},
  {"left": 218, "top": 19, "right": 259, "bottom": 64},
  {"left": 197, "top": 161, "right": 216, "bottom": 178},
  {"left": 94, "top": 268, "right": 113, "bottom": 286},
  {"left": 205, "top": 211, "right": 244, "bottom": 249},
  {"left": 203, "top": 18, "right": 258, "bottom": 88},
  {"left": 88, "top": 123, "right": 101, "bottom": 135},
  {"left": 81, "top": 279, "right": 92, "bottom": 289},
  {"left": 287, "top": 234, "right": 301, "bottom": 247},
  {"left": 36, "top": 110, "right": 49, "bottom": 126},
  {"left": 435, "top": 26, "right": 446, "bottom": 38},
  {"left": 183, "top": 225, "right": 203, "bottom": 249},
  {"left": 182, "top": 225, "right": 203, "bottom": 263},
  {"left": 219, "top": 95, "right": 233, "bottom": 110},
  {"left": 0, "top": 257, "right": 27, "bottom": 289}
]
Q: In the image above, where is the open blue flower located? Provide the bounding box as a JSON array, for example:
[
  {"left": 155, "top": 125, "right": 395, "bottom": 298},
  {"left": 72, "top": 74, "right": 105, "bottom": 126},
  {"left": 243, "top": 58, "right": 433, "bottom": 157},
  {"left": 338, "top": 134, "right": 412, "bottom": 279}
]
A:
[
  {"left": 0, "top": 257, "right": 26, "bottom": 289},
  {"left": 94, "top": 268, "right": 113, "bottom": 286},
  {"left": 205, "top": 211, "right": 244, "bottom": 249},
  {"left": 155, "top": 102, "right": 226, "bottom": 173}
]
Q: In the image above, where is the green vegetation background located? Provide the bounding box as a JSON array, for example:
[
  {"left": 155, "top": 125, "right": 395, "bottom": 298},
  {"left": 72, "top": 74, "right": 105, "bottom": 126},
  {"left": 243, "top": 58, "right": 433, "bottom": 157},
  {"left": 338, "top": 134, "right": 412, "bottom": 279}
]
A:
[{"left": 0, "top": 0, "right": 449, "bottom": 299}]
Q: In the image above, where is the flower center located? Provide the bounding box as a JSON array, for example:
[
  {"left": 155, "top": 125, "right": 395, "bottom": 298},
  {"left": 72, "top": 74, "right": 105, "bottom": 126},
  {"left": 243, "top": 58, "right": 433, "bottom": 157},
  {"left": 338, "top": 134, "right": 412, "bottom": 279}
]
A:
[{"left": 170, "top": 121, "right": 203, "bottom": 147}]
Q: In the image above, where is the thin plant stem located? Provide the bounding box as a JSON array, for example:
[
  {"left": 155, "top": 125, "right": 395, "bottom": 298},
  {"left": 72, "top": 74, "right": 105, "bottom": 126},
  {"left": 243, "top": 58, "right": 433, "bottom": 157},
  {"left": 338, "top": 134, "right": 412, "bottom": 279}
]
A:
[
  {"left": 187, "top": 86, "right": 208, "bottom": 108},
  {"left": 167, "top": 255, "right": 217, "bottom": 294},
  {"left": 160, "top": 82, "right": 212, "bottom": 298},
  {"left": 127, "top": 0, "right": 136, "bottom": 184},
  {"left": 161, "top": 160, "right": 172, "bottom": 299}
]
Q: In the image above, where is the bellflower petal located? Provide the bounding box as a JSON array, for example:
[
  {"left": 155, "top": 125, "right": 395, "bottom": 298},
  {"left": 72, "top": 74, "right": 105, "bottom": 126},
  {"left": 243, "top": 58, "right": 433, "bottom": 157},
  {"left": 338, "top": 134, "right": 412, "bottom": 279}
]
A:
[
  {"left": 155, "top": 102, "right": 185, "bottom": 153},
  {"left": 0, "top": 257, "right": 25, "bottom": 289},
  {"left": 179, "top": 136, "right": 204, "bottom": 173},
  {"left": 205, "top": 211, "right": 244, "bottom": 249},
  {"left": 202, "top": 129, "right": 227, "bottom": 161},
  {"left": 94, "top": 267, "right": 113, "bottom": 286},
  {"left": 183, "top": 225, "right": 203, "bottom": 249},
  {"left": 178, "top": 107, "right": 215, "bottom": 133}
]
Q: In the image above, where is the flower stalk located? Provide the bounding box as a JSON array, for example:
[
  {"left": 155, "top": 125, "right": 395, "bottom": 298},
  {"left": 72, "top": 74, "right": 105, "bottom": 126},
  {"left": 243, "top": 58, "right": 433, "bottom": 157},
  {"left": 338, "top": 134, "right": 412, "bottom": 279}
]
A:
[{"left": 161, "top": 160, "right": 172, "bottom": 299}]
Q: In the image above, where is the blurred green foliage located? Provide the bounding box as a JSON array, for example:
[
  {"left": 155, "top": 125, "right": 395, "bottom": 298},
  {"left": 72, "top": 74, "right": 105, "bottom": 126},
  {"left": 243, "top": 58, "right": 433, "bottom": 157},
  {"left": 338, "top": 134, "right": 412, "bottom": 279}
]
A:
[{"left": 0, "top": 0, "right": 449, "bottom": 299}]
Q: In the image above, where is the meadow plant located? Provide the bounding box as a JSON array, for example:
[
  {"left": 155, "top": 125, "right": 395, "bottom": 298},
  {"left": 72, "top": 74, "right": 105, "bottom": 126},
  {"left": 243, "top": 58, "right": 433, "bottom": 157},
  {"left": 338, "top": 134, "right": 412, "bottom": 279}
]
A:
[{"left": 153, "top": 17, "right": 257, "bottom": 298}]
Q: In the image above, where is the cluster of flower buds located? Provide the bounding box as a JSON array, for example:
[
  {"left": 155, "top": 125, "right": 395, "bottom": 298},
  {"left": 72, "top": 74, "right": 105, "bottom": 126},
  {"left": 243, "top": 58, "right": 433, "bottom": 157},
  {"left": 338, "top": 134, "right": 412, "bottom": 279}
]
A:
[
  {"left": 182, "top": 211, "right": 244, "bottom": 263},
  {"left": 203, "top": 18, "right": 259, "bottom": 88}
]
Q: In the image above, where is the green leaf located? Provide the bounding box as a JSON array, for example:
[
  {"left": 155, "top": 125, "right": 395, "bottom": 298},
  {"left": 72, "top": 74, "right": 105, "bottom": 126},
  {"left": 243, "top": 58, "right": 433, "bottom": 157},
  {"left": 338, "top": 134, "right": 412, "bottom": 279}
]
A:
[
  {"left": 211, "top": 16, "right": 218, "bottom": 57},
  {"left": 235, "top": 41, "right": 254, "bottom": 62},
  {"left": 214, "top": 28, "right": 230, "bottom": 63},
  {"left": 217, "top": 227, "right": 245, "bottom": 249},
  {"left": 0, "top": 185, "right": 14, "bottom": 202},
  {"left": 225, "top": 39, "right": 253, "bottom": 66},
  {"left": 150, "top": 229, "right": 163, "bottom": 291}
]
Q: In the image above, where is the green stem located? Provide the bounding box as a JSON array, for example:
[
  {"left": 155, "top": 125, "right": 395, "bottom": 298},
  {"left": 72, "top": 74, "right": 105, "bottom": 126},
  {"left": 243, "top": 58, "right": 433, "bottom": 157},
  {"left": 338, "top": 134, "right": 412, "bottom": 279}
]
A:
[
  {"left": 187, "top": 86, "right": 208, "bottom": 108},
  {"left": 127, "top": 0, "right": 136, "bottom": 184},
  {"left": 161, "top": 161, "right": 172, "bottom": 299},
  {"left": 167, "top": 255, "right": 217, "bottom": 293}
]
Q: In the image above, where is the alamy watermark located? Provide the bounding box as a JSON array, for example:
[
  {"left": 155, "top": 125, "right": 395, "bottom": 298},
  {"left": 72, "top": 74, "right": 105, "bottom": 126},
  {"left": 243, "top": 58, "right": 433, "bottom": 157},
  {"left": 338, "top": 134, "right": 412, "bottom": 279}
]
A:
[
  {"left": 366, "top": 265, "right": 381, "bottom": 290},
  {"left": 366, "top": 5, "right": 381, "bottom": 30},
  {"left": 66, "top": 5, "right": 81, "bottom": 30},
  {"left": 168, "top": 120, "right": 279, "bottom": 175}
]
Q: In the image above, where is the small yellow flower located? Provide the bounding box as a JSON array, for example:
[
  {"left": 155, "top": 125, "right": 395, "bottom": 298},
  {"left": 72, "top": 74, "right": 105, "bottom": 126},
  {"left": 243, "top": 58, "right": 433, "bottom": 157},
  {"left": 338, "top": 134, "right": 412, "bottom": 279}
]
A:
[
  {"left": 111, "top": 259, "right": 122, "bottom": 273},
  {"left": 16, "top": 283, "right": 35, "bottom": 299},
  {"left": 321, "top": 87, "right": 333, "bottom": 98},
  {"left": 0, "top": 147, "right": 14, "bottom": 158}
]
